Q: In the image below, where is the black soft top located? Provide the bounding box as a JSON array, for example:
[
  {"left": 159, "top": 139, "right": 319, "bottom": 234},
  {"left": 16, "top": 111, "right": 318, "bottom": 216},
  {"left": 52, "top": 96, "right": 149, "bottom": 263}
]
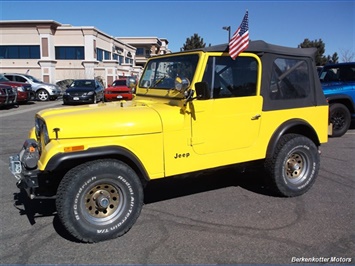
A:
[
  {"left": 191, "top": 40, "right": 326, "bottom": 110},
  {"left": 198, "top": 40, "right": 316, "bottom": 58}
]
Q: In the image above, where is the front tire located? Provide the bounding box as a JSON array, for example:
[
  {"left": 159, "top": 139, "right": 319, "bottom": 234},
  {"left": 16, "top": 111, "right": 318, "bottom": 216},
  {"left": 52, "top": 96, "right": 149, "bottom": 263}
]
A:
[
  {"left": 56, "top": 159, "right": 144, "bottom": 243},
  {"left": 36, "top": 89, "right": 49, "bottom": 101},
  {"left": 329, "top": 103, "right": 351, "bottom": 138},
  {"left": 264, "top": 134, "right": 320, "bottom": 197}
]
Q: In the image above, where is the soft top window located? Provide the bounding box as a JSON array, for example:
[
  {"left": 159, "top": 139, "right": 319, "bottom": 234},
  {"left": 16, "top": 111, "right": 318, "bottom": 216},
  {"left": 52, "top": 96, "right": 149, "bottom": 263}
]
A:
[
  {"left": 270, "top": 58, "right": 310, "bottom": 100},
  {"left": 202, "top": 56, "right": 258, "bottom": 99}
]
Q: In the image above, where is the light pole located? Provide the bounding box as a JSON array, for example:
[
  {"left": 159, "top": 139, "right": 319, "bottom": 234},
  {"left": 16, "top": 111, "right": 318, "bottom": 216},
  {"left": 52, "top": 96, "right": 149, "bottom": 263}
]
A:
[{"left": 222, "top": 26, "right": 231, "bottom": 42}]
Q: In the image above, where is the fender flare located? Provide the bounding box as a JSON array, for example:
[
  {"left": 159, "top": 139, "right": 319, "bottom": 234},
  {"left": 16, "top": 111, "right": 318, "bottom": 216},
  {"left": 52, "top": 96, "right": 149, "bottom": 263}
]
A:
[
  {"left": 266, "top": 119, "right": 320, "bottom": 159},
  {"left": 45, "top": 145, "right": 150, "bottom": 182},
  {"left": 326, "top": 94, "right": 355, "bottom": 113}
]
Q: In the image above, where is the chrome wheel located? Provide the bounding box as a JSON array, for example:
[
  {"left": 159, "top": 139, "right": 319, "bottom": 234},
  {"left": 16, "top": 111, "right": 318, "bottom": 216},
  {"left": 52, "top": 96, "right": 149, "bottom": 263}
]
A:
[
  {"left": 84, "top": 183, "right": 123, "bottom": 223},
  {"left": 285, "top": 152, "right": 307, "bottom": 184},
  {"left": 36, "top": 89, "right": 49, "bottom": 101}
]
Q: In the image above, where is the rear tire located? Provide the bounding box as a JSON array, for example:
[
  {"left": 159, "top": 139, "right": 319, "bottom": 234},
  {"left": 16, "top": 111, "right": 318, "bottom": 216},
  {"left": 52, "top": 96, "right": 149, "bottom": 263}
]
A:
[
  {"left": 56, "top": 159, "right": 144, "bottom": 243},
  {"left": 264, "top": 134, "right": 320, "bottom": 197},
  {"left": 329, "top": 103, "right": 351, "bottom": 137}
]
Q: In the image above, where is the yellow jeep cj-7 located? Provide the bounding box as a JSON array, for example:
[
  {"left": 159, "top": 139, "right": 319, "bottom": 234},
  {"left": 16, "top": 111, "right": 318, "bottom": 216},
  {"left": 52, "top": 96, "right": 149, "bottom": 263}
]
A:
[{"left": 9, "top": 40, "right": 329, "bottom": 243}]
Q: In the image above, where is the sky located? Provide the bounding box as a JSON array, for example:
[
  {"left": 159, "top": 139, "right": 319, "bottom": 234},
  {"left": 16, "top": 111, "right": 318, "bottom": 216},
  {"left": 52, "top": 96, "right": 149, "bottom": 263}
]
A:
[{"left": 1, "top": 1, "right": 354, "bottom": 61}]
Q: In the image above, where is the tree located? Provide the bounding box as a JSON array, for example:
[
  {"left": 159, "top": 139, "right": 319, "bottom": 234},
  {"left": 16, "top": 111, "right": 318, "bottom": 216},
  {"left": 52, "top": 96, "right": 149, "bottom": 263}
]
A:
[
  {"left": 340, "top": 48, "right": 355, "bottom": 62},
  {"left": 181, "top": 33, "right": 206, "bottom": 51},
  {"left": 298, "top": 38, "right": 339, "bottom": 65},
  {"left": 298, "top": 38, "right": 327, "bottom": 65},
  {"left": 326, "top": 53, "right": 339, "bottom": 64}
]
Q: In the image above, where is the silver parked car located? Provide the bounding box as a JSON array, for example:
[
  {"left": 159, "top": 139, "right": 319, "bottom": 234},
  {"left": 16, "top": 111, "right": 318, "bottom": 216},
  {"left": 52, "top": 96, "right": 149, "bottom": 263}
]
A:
[{"left": 3, "top": 73, "right": 62, "bottom": 101}]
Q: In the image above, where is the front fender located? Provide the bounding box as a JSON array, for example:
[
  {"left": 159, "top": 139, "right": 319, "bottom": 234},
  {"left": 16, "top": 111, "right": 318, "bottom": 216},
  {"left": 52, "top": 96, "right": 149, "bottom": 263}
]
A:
[{"left": 45, "top": 146, "right": 150, "bottom": 182}]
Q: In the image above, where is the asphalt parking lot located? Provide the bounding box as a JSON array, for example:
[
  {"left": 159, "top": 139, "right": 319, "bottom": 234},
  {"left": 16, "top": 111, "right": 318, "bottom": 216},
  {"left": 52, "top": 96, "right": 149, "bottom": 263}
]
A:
[{"left": 0, "top": 100, "right": 354, "bottom": 264}]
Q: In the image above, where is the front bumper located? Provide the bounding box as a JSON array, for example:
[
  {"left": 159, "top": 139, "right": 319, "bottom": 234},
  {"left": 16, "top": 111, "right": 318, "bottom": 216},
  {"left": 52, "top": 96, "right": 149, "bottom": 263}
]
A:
[
  {"left": 48, "top": 87, "right": 62, "bottom": 97},
  {"left": 9, "top": 139, "right": 41, "bottom": 198},
  {"left": 104, "top": 93, "right": 132, "bottom": 101},
  {"left": 63, "top": 94, "right": 94, "bottom": 103}
]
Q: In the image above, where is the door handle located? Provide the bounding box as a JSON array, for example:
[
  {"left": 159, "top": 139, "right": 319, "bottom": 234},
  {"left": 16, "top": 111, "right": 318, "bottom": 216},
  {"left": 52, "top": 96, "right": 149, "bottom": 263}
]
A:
[{"left": 251, "top": 114, "right": 261, "bottom": 120}]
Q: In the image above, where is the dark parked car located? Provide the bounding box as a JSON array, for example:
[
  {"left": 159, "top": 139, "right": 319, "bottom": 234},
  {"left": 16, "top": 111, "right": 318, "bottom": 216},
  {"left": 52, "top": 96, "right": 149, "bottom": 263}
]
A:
[
  {"left": 319, "top": 62, "right": 355, "bottom": 137},
  {"left": 63, "top": 79, "right": 104, "bottom": 105},
  {"left": 0, "top": 74, "right": 32, "bottom": 103},
  {"left": 0, "top": 84, "right": 17, "bottom": 107}
]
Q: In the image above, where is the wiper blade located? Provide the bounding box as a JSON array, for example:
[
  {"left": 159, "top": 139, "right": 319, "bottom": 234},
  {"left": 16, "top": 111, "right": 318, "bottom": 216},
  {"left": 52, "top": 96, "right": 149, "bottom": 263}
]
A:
[{"left": 150, "top": 75, "right": 166, "bottom": 88}]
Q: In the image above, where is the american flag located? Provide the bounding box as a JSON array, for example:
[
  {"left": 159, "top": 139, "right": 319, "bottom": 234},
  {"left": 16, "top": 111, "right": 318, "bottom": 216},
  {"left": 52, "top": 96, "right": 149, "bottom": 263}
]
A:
[{"left": 229, "top": 11, "right": 249, "bottom": 60}]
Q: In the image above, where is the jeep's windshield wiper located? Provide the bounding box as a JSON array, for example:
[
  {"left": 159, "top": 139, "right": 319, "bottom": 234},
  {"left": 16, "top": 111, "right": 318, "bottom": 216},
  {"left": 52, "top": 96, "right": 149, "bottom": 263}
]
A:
[{"left": 149, "top": 75, "right": 166, "bottom": 88}]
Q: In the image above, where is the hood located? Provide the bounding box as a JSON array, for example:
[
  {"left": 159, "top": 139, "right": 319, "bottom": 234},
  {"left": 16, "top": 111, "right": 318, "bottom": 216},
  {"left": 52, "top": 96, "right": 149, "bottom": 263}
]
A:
[
  {"left": 66, "top": 87, "right": 94, "bottom": 93},
  {"left": 32, "top": 81, "right": 59, "bottom": 90},
  {"left": 37, "top": 101, "right": 163, "bottom": 139}
]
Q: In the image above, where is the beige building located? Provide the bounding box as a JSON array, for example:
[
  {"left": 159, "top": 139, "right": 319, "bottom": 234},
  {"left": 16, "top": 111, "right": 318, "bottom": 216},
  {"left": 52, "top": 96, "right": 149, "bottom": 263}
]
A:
[
  {"left": 116, "top": 37, "right": 171, "bottom": 68},
  {"left": 0, "top": 20, "right": 170, "bottom": 86}
]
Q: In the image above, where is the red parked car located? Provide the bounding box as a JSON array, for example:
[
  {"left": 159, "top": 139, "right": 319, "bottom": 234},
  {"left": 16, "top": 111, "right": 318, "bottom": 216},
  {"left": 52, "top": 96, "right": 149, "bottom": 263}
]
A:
[
  {"left": 0, "top": 84, "right": 17, "bottom": 107},
  {"left": 0, "top": 74, "right": 32, "bottom": 103},
  {"left": 104, "top": 77, "right": 136, "bottom": 101}
]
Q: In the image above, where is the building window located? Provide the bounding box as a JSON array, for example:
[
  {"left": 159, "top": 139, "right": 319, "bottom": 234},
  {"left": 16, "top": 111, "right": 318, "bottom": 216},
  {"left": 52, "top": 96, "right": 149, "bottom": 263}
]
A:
[
  {"left": 125, "top": 58, "right": 133, "bottom": 65},
  {"left": 0, "top": 45, "right": 40, "bottom": 59},
  {"left": 104, "top": 50, "right": 111, "bottom": 60},
  {"left": 97, "top": 48, "right": 103, "bottom": 61},
  {"left": 96, "top": 48, "right": 111, "bottom": 61},
  {"left": 113, "top": 54, "right": 118, "bottom": 60},
  {"left": 119, "top": 55, "right": 124, "bottom": 64},
  {"left": 55, "top": 46, "right": 84, "bottom": 60},
  {"left": 136, "top": 48, "right": 144, "bottom": 56}
]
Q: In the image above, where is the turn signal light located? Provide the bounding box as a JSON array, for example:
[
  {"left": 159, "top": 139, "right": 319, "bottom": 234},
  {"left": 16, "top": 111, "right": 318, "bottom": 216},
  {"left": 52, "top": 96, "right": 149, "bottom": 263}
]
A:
[{"left": 64, "top": 145, "right": 84, "bottom": 152}]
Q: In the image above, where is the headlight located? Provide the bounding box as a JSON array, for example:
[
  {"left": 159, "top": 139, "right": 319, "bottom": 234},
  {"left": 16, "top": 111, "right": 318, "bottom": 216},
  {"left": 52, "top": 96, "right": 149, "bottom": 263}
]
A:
[
  {"left": 35, "top": 117, "right": 50, "bottom": 148},
  {"left": 16, "top": 86, "right": 25, "bottom": 92},
  {"left": 42, "top": 123, "right": 50, "bottom": 145},
  {"left": 83, "top": 91, "right": 94, "bottom": 96},
  {"left": 51, "top": 85, "right": 60, "bottom": 92}
]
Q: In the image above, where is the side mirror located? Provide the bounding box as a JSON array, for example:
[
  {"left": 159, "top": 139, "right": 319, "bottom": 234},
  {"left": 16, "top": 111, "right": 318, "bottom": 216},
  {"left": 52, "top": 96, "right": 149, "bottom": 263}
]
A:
[
  {"left": 127, "top": 77, "right": 137, "bottom": 89},
  {"left": 195, "top": 81, "right": 210, "bottom": 100}
]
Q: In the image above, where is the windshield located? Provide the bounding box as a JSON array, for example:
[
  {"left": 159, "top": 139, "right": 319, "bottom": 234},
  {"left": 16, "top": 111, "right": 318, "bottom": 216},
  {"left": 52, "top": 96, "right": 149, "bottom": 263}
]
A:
[
  {"left": 70, "top": 80, "right": 95, "bottom": 88},
  {"left": 25, "top": 74, "right": 42, "bottom": 83},
  {"left": 0, "top": 74, "right": 10, "bottom": 82},
  {"left": 139, "top": 54, "right": 199, "bottom": 89},
  {"left": 112, "top": 80, "right": 127, "bottom": 86},
  {"left": 319, "top": 65, "right": 355, "bottom": 82}
]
